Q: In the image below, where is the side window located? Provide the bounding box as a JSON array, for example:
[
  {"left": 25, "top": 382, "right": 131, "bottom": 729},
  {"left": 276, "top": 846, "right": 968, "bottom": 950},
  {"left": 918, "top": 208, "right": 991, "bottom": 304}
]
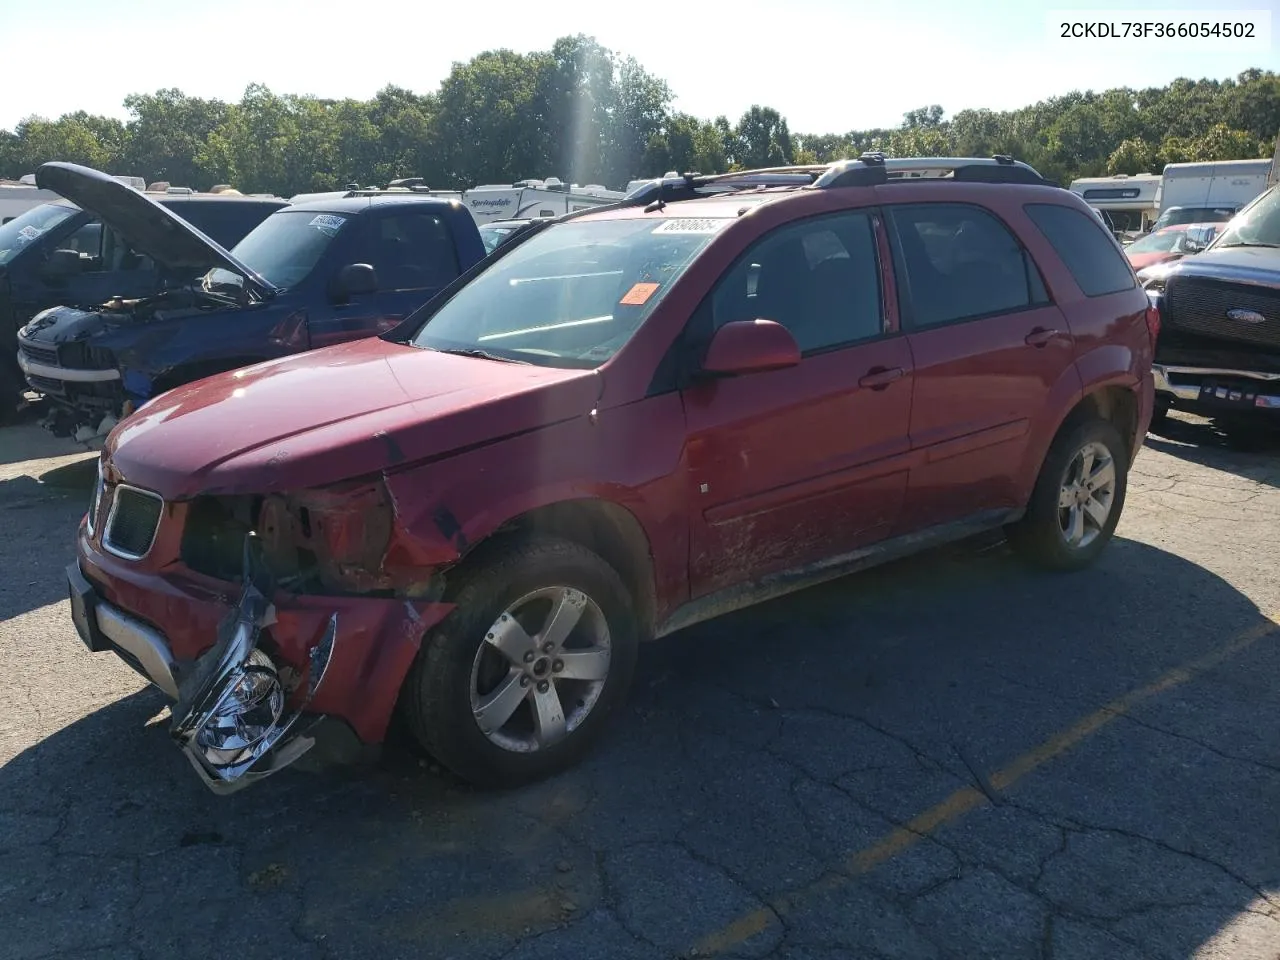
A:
[
  {"left": 369, "top": 212, "right": 461, "bottom": 291},
  {"left": 709, "top": 212, "right": 883, "bottom": 354},
  {"left": 1023, "top": 203, "right": 1137, "bottom": 297},
  {"left": 59, "top": 221, "right": 103, "bottom": 261},
  {"left": 887, "top": 203, "right": 1044, "bottom": 328}
]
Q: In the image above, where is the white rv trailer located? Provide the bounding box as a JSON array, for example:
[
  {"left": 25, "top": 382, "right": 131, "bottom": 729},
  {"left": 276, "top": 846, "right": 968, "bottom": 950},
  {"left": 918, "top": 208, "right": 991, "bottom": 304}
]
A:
[
  {"left": 1068, "top": 173, "right": 1161, "bottom": 239},
  {"left": 289, "top": 177, "right": 625, "bottom": 225},
  {"left": 1152, "top": 158, "right": 1272, "bottom": 230},
  {"left": 0, "top": 178, "right": 64, "bottom": 224}
]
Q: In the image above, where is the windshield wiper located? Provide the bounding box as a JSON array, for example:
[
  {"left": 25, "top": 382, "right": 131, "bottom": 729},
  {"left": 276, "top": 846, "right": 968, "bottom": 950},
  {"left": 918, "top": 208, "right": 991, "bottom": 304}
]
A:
[
  {"left": 1217, "top": 241, "right": 1280, "bottom": 249},
  {"left": 431, "top": 346, "right": 527, "bottom": 363}
]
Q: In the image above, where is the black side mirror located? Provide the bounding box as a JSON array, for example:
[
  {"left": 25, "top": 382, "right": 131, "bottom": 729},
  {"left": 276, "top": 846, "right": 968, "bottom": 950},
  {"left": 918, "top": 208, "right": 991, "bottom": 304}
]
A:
[
  {"left": 332, "top": 262, "right": 378, "bottom": 301},
  {"left": 42, "top": 248, "right": 83, "bottom": 282}
]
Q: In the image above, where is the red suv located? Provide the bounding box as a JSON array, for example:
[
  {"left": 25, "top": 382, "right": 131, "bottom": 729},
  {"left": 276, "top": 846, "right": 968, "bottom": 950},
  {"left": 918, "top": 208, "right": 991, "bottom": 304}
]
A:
[{"left": 66, "top": 155, "right": 1156, "bottom": 794}]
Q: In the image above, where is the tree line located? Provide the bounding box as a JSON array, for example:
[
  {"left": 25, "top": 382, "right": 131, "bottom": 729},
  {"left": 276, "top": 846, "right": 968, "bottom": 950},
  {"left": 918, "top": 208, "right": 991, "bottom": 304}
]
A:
[{"left": 0, "top": 36, "right": 1276, "bottom": 198}]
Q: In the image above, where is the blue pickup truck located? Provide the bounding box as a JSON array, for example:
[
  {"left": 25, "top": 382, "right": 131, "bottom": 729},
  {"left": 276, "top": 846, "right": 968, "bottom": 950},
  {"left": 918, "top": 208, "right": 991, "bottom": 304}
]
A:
[{"left": 16, "top": 163, "right": 487, "bottom": 438}]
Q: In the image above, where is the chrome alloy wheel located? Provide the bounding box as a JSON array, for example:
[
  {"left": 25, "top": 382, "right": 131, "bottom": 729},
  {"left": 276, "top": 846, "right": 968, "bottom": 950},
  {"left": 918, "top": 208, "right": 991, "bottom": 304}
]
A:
[
  {"left": 1057, "top": 440, "right": 1117, "bottom": 550},
  {"left": 469, "top": 586, "right": 612, "bottom": 753}
]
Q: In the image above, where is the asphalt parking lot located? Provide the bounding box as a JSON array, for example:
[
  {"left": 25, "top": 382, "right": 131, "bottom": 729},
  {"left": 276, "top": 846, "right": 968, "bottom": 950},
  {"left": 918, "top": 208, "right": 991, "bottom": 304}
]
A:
[{"left": 2, "top": 413, "right": 1279, "bottom": 960}]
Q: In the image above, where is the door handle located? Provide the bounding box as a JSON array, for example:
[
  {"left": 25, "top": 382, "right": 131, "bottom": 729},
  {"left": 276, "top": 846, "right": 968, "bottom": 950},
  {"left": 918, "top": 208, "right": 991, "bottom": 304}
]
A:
[
  {"left": 858, "top": 366, "right": 905, "bottom": 390},
  {"left": 1025, "top": 327, "right": 1061, "bottom": 347}
]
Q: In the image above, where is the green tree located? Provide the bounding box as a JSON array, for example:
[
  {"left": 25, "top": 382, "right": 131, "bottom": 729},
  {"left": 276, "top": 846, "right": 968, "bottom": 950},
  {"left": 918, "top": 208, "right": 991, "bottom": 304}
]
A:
[{"left": 734, "top": 106, "right": 793, "bottom": 169}]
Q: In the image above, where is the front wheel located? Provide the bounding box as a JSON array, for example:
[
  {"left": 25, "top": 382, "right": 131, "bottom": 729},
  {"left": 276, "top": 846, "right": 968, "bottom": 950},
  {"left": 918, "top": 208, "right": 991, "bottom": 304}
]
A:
[
  {"left": 401, "top": 537, "right": 639, "bottom": 788},
  {"left": 1006, "top": 418, "right": 1128, "bottom": 571}
]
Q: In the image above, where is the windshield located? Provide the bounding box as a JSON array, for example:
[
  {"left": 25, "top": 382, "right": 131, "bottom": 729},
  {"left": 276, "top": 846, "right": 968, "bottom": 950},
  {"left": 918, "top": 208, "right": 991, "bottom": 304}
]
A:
[
  {"left": 479, "top": 222, "right": 527, "bottom": 254},
  {"left": 1152, "top": 206, "right": 1237, "bottom": 231},
  {"left": 411, "top": 217, "right": 726, "bottom": 368},
  {"left": 1213, "top": 187, "right": 1280, "bottom": 248},
  {"left": 0, "top": 203, "right": 78, "bottom": 266},
  {"left": 204, "top": 209, "right": 349, "bottom": 292},
  {"left": 1125, "top": 228, "right": 1187, "bottom": 255}
]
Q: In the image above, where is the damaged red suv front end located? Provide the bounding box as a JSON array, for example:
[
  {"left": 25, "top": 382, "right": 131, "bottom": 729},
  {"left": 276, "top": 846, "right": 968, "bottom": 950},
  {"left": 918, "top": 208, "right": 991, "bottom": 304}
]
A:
[{"left": 68, "top": 335, "right": 601, "bottom": 793}]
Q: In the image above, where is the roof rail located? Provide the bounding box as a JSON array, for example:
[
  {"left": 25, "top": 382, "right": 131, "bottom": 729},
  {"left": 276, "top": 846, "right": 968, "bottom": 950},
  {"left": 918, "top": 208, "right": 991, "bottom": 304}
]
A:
[
  {"left": 624, "top": 154, "right": 1056, "bottom": 207},
  {"left": 814, "top": 154, "right": 1054, "bottom": 187}
]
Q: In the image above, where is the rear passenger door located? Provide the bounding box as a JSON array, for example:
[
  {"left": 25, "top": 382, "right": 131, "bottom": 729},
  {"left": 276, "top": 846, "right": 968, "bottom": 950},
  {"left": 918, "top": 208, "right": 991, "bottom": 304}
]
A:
[
  {"left": 885, "top": 202, "right": 1076, "bottom": 531},
  {"left": 681, "top": 210, "right": 915, "bottom": 597}
]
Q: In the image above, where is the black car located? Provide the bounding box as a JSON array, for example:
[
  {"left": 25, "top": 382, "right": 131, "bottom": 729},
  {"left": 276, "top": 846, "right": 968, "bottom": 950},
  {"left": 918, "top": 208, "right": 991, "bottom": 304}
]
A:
[
  {"left": 1146, "top": 182, "right": 1280, "bottom": 439},
  {"left": 0, "top": 189, "right": 285, "bottom": 416}
]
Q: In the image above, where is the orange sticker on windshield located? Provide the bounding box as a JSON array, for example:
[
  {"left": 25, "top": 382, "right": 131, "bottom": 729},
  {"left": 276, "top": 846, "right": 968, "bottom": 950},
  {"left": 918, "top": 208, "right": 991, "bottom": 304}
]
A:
[{"left": 620, "top": 282, "right": 660, "bottom": 305}]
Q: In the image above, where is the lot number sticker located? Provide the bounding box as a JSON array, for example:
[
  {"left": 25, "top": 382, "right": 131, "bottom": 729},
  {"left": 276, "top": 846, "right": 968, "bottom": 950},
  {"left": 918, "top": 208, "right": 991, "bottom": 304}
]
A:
[
  {"left": 308, "top": 214, "right": 347, "bottom": 237},
  {"left": 620, "top": 282, "right": 660, "bottom": 305},
  {"left": 652, "top": 218, "right": 730, "bottom": 235}
]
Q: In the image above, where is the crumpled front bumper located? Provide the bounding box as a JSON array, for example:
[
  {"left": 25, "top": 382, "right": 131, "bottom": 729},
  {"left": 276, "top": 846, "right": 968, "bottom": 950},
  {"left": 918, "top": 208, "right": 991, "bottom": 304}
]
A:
[
  {"left": 69, "top": 543, "right": 335, "bottom": 795},
  {"left": 69, "top": 530, "right": 455, "bottom": 795}
]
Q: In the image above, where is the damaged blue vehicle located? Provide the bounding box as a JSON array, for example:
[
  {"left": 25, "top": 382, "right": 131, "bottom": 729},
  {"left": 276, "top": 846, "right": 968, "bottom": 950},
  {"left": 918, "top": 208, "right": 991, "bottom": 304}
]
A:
[{"left": 17, "top": 162, "right": 486, "bottom": 438}]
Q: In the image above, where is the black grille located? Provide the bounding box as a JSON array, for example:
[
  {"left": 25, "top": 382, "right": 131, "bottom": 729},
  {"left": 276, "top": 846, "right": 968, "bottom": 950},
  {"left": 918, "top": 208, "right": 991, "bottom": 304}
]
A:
[
  {"left": 103, "top": 486, "right": 164, "bottom": 559},
  {"left": 19, "top": 342, "right": 59, "bottom": 367},
  {"left": 1165, "top": 277, "right": 1280, "bottom": 350}
]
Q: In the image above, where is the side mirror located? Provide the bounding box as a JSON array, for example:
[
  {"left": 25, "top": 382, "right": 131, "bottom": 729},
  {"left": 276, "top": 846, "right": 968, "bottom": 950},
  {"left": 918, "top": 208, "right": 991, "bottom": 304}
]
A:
[
  {"left": 701, "top": 319, "right": 800, "bottom": 377},
  {"left": 332, "top": 262, "right": 378, "bottom": 301},
  {"left": 43, "top": 248, "right": 83, "bottom": 281}
]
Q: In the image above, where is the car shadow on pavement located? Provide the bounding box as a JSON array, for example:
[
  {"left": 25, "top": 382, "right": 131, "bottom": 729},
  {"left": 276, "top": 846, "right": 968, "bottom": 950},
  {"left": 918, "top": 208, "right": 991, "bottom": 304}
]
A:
[
  {"left": 1145, "top": 414, "right": 1280, "bottom": 488},
  {"left": 0, "top": 458, "right": 97, "bottom": 621},
  {"left": 2, "top": 535, "right": 1279, "bottom": 960}
]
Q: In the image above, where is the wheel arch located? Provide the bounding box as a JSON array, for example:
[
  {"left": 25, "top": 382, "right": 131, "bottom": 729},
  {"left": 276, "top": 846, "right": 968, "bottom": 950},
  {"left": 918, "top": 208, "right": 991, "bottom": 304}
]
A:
[
  {"left": 1017, "top": 376, "right": 1141, "bottom": 505},
  {"left": 454, "top": 497, "right": 659, "bottom": 641}
]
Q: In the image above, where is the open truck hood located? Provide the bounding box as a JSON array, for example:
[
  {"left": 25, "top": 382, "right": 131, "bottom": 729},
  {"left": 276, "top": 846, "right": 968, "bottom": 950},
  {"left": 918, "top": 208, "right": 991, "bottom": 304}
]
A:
[{"left": 35, "top": 162, "right": 277, "bottom": 298}]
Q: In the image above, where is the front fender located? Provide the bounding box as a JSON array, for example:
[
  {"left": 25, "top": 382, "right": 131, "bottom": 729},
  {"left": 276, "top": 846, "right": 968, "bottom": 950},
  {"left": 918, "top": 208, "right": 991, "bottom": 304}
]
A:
[{"left": 381, "top": 393, "right": 690, "bottom": 616}]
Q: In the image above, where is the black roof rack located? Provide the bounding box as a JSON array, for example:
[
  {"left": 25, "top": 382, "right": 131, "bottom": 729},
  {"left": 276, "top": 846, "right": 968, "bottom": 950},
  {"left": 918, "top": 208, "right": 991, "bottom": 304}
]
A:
[{"left": 623, "top": 155, "right": 1058, "bottom": 207}]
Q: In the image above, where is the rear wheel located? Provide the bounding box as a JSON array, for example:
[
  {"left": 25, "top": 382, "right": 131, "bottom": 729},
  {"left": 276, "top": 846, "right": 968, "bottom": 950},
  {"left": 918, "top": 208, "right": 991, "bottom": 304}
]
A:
[
  {"left": 1007, "top": 418, "right": 1128, "bottom": 571},
  {"left": 401, "top": 537, "right": 639, "bottom": 788}
]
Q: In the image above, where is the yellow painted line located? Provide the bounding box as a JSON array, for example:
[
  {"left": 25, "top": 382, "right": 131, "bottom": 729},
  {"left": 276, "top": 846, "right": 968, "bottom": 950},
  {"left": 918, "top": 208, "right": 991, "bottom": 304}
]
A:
[{"left": 692, "top": 614, "right": 1280, "bottom": 957}]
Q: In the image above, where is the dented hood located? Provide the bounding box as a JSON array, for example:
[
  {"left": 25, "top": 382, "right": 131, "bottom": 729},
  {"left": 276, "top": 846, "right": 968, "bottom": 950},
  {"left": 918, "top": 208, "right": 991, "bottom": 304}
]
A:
[
  {"left": 35, "top": 162, "right": 275, "bottom": 296},
  {"left": 104, "top": 337, "right": 599, "bottom": 499}
]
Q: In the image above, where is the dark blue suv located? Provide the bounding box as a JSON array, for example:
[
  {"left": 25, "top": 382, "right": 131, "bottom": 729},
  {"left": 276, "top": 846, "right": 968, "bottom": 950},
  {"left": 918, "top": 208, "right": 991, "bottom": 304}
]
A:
[
  {"left": 0, "top": 189, "right": 284, "bottom": 417},
  {"left": 17, "top": 163, "right": 487, "bottom": 438}
]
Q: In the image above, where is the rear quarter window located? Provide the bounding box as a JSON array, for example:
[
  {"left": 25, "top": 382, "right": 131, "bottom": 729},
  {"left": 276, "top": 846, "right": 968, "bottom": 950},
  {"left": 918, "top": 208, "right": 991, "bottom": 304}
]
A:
[{"left": 1023, "top": 203, "right": 1136, "bottom": 298}]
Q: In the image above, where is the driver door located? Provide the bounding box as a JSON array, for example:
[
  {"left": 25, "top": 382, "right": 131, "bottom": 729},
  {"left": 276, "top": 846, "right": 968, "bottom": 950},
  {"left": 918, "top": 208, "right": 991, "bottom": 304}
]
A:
[{"left": 680, "top": 210, "right": 915, "bottom": 598}]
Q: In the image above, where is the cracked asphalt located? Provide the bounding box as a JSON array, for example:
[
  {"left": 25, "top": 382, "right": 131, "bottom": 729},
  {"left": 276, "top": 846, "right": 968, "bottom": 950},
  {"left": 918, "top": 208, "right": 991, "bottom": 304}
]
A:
[{"left": 2, "top": 412, "right": 1279, "bottom": 960}]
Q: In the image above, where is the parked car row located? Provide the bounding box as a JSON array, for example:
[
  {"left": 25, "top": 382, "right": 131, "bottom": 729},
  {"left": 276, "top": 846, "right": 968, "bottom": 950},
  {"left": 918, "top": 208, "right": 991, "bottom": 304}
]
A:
[{"left": 39, "top": 151, "right": 1279, "bottom": 799}]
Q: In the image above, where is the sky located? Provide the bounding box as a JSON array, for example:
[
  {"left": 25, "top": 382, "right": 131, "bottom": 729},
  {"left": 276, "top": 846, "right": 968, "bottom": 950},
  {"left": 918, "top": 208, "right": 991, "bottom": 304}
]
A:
[{"left": 2, "top": 0, "right": 1275, "bottom": 134}]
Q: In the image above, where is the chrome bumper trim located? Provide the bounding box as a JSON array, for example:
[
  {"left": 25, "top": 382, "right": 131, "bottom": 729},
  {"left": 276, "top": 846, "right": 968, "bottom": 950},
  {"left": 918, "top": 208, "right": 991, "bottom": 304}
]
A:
[
  {"left": 1152, "top": 364, "right": 1280, "bottom": 401},
  {"left": 17, "top": 352, "right": 120, "bottom": 382},
  {"left": 96, "top": 602, "right": 180, "bottom": 698}
]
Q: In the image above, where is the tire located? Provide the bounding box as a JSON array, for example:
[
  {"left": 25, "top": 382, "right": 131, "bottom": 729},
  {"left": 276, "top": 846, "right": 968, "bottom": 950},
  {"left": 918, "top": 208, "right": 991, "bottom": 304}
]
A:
[
  {"left": 1148, "top": 401, "right": 1170, "bottom": 434},
  {"left": 0, "top": 359, "right": 26, "bottom": 426},
  {"left": 1006, "top": 418, "right": 1128, "bottom": 572},
  {"left": 401, "top": 536, "right": 640, "bottom": 788}
]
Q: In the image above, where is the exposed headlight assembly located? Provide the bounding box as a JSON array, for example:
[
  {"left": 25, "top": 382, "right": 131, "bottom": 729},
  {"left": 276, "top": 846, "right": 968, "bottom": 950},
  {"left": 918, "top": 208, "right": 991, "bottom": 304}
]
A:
[{"left": 171, "top": 532, "right": 337, "bottom": 795}]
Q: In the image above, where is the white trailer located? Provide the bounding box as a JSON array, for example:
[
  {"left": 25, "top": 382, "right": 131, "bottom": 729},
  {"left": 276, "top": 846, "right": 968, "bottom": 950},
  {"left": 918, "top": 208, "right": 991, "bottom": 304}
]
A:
[
  {"left": 0, "top": 178, "right": 64, "bottom": 224},
  {"left": 289, "top": 177, "right": 625, "bottom": 225},
  {"left": 1068, "top": 173, "right": 1161, "bottom": 239},
  {"left": 1153, "top": 158, "right": 1272, "bottom": 230}
]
